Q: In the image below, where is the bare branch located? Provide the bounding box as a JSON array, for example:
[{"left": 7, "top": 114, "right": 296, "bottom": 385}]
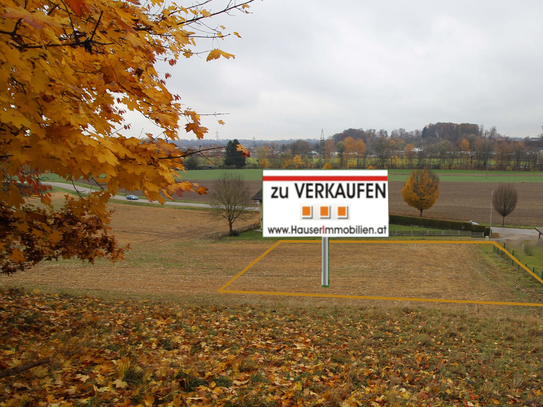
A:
[
  {"left": 0, "top": 357, "right": 51, "bottom": 379},
  {"left": 181, "top": 0, "right": 254, "bottom": 26},
  {"left": 493, "top": 183, "right": 518, "bottom": 226}
]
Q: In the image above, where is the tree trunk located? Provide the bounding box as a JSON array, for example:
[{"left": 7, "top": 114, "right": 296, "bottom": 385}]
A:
[
  {"left": 502, "top": 216, "right": 505, "bottom": 227},
  {"left": 420, "top": 209, "right": 423, "bottom": 217}
]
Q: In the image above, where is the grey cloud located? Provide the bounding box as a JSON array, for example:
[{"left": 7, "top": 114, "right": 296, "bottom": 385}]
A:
[{"left": 129, "top": 0, "right": 543, "bottom": 140}]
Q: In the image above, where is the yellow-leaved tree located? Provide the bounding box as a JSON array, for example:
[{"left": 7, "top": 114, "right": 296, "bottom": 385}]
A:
[
  {"left": 343, "top": 136, "right": 366, "bottom": 168},
  {"left": 0, "top": 0, "right": 252, "bottom": 274},
  {"left": 401, "top": 168, "right": 440, "bottom": 217}
]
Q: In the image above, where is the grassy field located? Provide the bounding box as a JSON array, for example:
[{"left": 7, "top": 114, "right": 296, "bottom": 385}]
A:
[
  {"left": 42, "top": 168, "right": 543, "bottom": 184},
  {"left": 177, "top": 168, "right": 543, "bottom": 183},
  {"left": 2, "top": 200, "right": 543, "bottom": 405},
  {"left": 500, "top": 240, "right": 543, "bottom": 273}
]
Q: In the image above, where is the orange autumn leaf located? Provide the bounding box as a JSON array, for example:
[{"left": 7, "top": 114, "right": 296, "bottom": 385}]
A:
[
  {"left": 206, "top": 49, "right": 236, "bottom": 61},
  {"left": 196, "top": 186, "right": 208, "bottom": 195},
  {"left": 9, "top": 249, "right": 26, "bottom": 263},
  {"left": 64, "top": 0, "right": 90, "bottom": 17},
  {"left": 236, "top": 144, "right": 251, "bottom": 157}
]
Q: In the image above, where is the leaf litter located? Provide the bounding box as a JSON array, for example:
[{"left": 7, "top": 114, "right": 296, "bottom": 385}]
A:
[{"left": 1, "top": 288, "right": 543, "bottom": 406}]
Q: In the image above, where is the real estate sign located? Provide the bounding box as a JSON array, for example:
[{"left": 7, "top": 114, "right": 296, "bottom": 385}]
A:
[{"left": 262, "top": 170, "right": 389, "bottom": 238}]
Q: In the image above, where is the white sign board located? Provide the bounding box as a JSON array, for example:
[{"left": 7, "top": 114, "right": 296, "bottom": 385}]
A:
[{"left": 262, "top": 170, "right": 389, "bottom": 238}]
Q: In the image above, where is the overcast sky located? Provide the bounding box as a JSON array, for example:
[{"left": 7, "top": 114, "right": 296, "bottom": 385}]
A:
[{"left": 127, "top": 0, "right": 543, "bottom": 141}]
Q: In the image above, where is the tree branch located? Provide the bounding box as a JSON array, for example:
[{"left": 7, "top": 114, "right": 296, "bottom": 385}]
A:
[
  {"left": 181, "top": 0, "right": 253, "bottom": 26},
  {"left": 156, "top": 145, "right": 225, "bottom": 160},
  {"left": 0, "top": 357, "right": 51, "bottom": 379},
  {"left": 89, "top": 175, "right": 105, "bottom": 191}
]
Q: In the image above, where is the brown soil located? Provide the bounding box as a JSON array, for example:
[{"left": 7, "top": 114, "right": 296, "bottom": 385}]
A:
[{"left": 389, "top": 181, "right": 543, "bottom": 227}]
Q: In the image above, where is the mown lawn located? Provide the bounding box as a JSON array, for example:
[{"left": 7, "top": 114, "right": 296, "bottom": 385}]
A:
[{"left": 1, "top": 288, "right": 542, "bottom": 406}]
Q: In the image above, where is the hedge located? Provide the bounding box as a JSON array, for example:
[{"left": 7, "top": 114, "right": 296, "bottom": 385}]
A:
[{"left": 390, "top": 215, "right": 490, "bottom": 236}]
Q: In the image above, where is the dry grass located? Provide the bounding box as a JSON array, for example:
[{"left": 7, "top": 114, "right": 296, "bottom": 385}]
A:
[
  {"left": 1, "top": 194, "right": 263, "bottom": 299},
  {"left": 227, "top": 242, "right": 541, "bottom": 304},
  {"left": 4, "top": 195, "right": 543, "bottom": 317}
]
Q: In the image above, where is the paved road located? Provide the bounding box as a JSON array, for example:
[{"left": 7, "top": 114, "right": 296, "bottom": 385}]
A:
[
  {"left": 43, "top": 182, "right": 259, "bottom": 211},
  {"left": 492, "top": 226, "right": 541, "bottom": 240}
]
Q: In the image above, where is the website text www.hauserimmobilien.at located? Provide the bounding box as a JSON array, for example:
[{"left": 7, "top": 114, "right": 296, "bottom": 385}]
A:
[{"left": 266, "top": 225, "right": 388, "bottom": 236}]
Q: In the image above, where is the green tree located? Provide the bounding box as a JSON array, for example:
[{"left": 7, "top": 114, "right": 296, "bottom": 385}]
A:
[
  {"left": 401, "top": 168, "right": 440, "bottom": 217},
  {"left": 224, "top": 139, "right": 246, "bottom": 169},
  {"left": 185, "top": 156, "right": 200, "bottom": 171}
]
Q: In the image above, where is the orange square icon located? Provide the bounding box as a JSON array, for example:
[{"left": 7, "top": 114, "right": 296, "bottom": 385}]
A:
[
  {"left": 337, "top": 206, "right": 348, "bottom": 219},
  {"left": 320, "top": 206, "right": 331, "bottom": 219},
  {"left": 301, "top": 206, "right": 313, "bottom": 219}
]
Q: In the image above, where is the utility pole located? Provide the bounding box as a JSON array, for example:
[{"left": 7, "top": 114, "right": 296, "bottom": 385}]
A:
[{"left": 320, "top": 129, "right": 325, "bottom": 160}]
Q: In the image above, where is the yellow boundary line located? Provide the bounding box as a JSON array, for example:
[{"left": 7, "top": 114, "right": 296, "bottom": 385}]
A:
[{"left": 219, "top": 240, "right": 543, "bottom": 307}]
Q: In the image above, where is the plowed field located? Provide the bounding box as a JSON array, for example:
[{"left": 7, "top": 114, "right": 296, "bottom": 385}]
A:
[{"left": 169, "top": 179, "right": 543, "bottom": 227}]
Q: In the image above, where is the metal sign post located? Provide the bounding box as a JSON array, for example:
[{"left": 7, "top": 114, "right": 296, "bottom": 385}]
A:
[{"left": 322, "top": 237, "right": 329, "bottom": 287}]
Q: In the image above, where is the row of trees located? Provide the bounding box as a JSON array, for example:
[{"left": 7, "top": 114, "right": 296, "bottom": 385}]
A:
[{"left": 249, "top": 126, "right": 543, "bottom": 171}]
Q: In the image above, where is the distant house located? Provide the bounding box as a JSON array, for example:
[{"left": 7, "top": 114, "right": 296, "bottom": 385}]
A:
[{"left": 252, "top": 189, "right": 263, "bottom": 229}]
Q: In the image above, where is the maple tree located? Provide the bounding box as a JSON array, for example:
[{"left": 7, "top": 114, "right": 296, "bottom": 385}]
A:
[
  {"left": 401, "top": 168, "right": 440, "bottom": 217},
  {"left": 0, "top": 0, "right": 252, "bottom": 274}
]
